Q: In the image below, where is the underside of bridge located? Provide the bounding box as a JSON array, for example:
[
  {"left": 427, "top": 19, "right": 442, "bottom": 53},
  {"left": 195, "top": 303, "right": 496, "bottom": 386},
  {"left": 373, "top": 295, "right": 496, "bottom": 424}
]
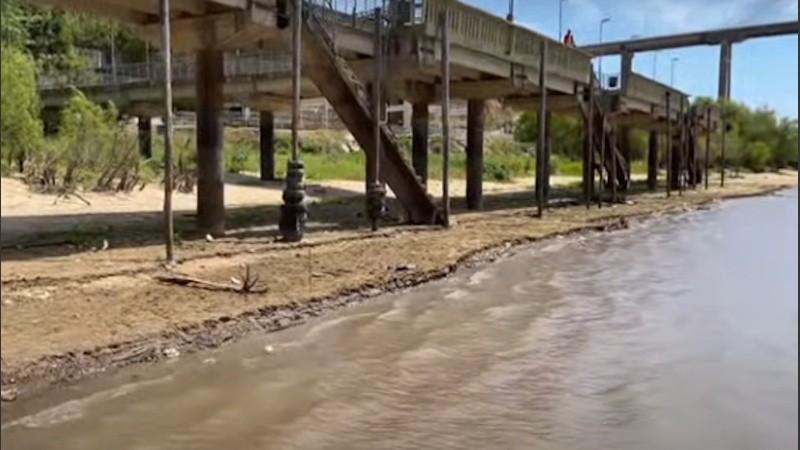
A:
[{"left": 30, "top": 0, "right": 722, "bottom": 238}]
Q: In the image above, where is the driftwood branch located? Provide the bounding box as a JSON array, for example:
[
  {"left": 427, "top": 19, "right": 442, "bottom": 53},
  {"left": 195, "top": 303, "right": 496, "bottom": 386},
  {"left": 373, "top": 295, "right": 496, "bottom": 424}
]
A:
[{"left": 155, "top": 265, "right": 267, "bottom": 294}]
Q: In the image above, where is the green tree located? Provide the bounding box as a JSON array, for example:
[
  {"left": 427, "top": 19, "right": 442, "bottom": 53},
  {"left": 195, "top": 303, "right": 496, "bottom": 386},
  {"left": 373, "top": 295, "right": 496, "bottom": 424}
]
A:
[{"left": 1, "top": 45, "right": 43, "bottom": 174}]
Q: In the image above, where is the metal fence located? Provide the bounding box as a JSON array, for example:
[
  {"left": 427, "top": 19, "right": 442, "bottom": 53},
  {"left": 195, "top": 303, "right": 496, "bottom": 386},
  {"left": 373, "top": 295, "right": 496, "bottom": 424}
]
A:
[{"left": 38, "top": 50, "right": 293, "bottom": 90}]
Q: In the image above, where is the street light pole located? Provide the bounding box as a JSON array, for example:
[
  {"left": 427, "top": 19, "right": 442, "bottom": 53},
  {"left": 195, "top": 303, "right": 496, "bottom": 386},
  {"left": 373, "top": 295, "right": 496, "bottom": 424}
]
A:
[
  {"left": 598, "top": 17, "right": 611, "bottom": 87},
  {"left": 653, "top": 50, "right": 659, "bottom": 79},
  {"left": 507, "top": 0, "right": 514, "bottom": 21},
  {"left": 558, "top": 0, "right": 567, "bottom": 40},
  {"left": 670, "top": 57, "right": 679, "bottom": 86}
]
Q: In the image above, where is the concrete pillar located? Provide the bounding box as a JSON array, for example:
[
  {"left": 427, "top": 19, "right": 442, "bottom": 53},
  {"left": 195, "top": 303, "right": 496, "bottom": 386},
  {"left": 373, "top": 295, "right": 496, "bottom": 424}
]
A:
[
  {"left": 544, "top": 111, "right": 553, "bottom": 199},
  {"left": 137, "top": 116, "right": 152, "bottom": 159},
  {"left": 466, "top": 99, "right": 485, "bottom": 210},
  {"left": 259, "top": 111, "right": 275, "bottom": 181},
  {"left": 411, "top": 102, "right": 429, "bottom": 185},
  {"left": 718, "top": 41, "right": 732, "bottom": 101},
  {"left": 196, "top": 48, "right": 226, "bottom": 235},
  {"left": 618, "top": 125, "right": 631, "bottom": 192},
  {"left": 647, "top": 130, "right": 658, "bottom": 191},
  {"left": 620, "top": 51, "right": 634, "bottom": 92}
]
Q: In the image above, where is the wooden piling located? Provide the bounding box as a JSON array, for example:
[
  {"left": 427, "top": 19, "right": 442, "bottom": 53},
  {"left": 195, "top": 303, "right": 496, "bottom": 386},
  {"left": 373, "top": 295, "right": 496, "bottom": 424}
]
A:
[
  {"left": 440, "top": 10, "right": 450, "bottom": 227},
  {"left": 536, "top": 40, "right": 547, "bottom": 218},
  {"left": 160, "top": 0, "right": 174, "bottom": 262}
]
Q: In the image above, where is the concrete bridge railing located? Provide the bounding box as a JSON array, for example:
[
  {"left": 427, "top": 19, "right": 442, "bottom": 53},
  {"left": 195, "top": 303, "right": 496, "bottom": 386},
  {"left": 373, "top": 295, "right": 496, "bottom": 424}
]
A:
[
  {"left": 626, "top": 73, "right": 686, "bottom": 109},
  {"left": 421, "top": 0, "right": 590, "bottom": 82}
]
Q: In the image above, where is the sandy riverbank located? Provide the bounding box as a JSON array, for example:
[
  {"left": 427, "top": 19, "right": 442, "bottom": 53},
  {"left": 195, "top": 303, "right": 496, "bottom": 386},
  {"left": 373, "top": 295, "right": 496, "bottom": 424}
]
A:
[{"left": 1, "top": 171, "right": 796, "bottom": 402}]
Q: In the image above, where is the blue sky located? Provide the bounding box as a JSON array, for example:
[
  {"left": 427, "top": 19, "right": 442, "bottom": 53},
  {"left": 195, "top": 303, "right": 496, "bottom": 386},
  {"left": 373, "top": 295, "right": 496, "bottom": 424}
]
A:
[{"left": 463, "top": 0, "right": 799, "bottom": 119}]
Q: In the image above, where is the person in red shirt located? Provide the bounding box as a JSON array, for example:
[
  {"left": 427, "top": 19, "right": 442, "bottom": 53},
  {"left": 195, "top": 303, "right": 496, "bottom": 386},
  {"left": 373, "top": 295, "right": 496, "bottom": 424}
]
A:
[{"left": 563, "top": 29, "right": 576, "bottom": 47}]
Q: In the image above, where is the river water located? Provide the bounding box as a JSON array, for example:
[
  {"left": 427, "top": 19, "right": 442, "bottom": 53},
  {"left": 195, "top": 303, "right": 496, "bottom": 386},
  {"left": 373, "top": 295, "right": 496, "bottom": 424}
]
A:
[{"left": 2, "top": 189, "right": 798, "bottom": 450}]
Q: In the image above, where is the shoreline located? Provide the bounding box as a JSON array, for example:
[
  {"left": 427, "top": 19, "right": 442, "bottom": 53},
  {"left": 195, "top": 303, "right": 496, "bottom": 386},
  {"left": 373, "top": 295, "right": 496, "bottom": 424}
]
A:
[{"left": 1, "top": 175, "right": 796, "bottom": 403}]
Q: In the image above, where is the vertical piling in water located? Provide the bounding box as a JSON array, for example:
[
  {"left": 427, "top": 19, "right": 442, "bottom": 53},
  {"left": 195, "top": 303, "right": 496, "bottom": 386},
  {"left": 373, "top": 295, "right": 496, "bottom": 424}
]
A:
[
  {"left": 666, "top": 92, "right": 672, "bottom": 198},
  {"left": 440, "top": 10, "right": 451, "bottom": 227},
  {"left": 160, "top": 0, "right": 174, "bottom": 262},
  {"left": 598, "top": 112, "right": 605, "bottom": 209},
  {"left": 536, "top": 40, "right": 547, "bottom": 217}
]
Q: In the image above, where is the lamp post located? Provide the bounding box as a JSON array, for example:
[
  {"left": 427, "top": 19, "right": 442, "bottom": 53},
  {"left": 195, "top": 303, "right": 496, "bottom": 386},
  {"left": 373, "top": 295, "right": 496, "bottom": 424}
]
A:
[
  {"left": 558, "top": 0, "right": 568, "bottom": 40},
  {"left": 507, "top": 0, "right": 514, "bottom": 21},
  {"left": 598, "top": 17, "right": 611, "bottom": 87},
  {"left": 670, "top": 57, "right": 679, "bottom": 86},
  {"left": 653, "top": 50, "right": 659, "bottom": 79}
]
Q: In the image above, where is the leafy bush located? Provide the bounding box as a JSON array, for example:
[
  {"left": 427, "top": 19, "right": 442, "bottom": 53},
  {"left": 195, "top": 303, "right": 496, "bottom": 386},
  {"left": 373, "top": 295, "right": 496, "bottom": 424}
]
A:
[
  {"left": 742, "top": 141, "right": 771, "bottom": 173},
  {"left": 483, "top": 160, "right": 515, "bottom": 181}
]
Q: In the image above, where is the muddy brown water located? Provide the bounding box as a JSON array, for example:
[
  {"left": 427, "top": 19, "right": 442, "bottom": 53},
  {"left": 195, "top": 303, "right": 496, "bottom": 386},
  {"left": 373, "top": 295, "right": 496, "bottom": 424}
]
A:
[{"left": 2, "top": 189, "right": 797, "bottom": 450}]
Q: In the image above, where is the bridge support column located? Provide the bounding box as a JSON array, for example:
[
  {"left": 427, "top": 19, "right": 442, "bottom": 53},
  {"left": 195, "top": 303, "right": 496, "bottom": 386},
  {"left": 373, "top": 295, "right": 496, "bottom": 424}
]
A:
[
  {"left": 138, "top": 116, "right": 152, "bottom": 159},
  {"left": 718, "top": 41, "right": 732, "bottom": 188},
  {"left": 260, "top": 110, "right": 275, "bottom": 181},
  {"left": 196, "top": 47, "right": 226, "bottom": 235},
  {"left": 466, "top": 99, "right": 485, "bottom": 210},
  {"left": 618, "top": 125, "right": 631, "bottom": 192},
  {"left": 647, "top": 130, "right": 658, "bottom": 192},
  {"left": 412, "top": 102, "right": 429, "bottom": 186},
  {"left": 544, "top": 111, "right": 553, "bottom": 199},
  {"left": 536, "top": 111, "right": 553, "bottom": 203},
  {"left": 718, "top": 41, "right": 732, "bottom": 101}
]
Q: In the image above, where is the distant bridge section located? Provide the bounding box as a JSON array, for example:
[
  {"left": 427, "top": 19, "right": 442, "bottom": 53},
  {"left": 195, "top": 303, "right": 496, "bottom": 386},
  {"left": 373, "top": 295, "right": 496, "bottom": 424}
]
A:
[{"left": 580, "top": 21, "right": 798, "bottom": 56}]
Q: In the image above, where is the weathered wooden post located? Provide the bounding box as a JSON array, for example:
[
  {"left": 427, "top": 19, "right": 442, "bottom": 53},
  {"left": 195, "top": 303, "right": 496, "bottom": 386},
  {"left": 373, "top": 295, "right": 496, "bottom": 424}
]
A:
[
  {"left": 666, "top": 91, "right": 672, "bottom": 198},
  {"left": 704, "top": 107, "right": 711, "bottom": 190},
  {"left": 583, "top": 71, "right": 595, "bottom": 209},
  {"left": 440, "top": 10, "right": 451, "bottom": 227},
  {"left": 260, "top": 111, "right": 275, "bottom": 181},
  {"left": 536, "top": 39, "right": 547, "bottom": 217},
  {"left": 367, "top": 7, "right": 386, "bottom": 231},
  {"left": 279, "top": 0, "right": 308, "bottom": 241},
  {"left": 159, "top": 0, "right": 175, "bottom": 262}
]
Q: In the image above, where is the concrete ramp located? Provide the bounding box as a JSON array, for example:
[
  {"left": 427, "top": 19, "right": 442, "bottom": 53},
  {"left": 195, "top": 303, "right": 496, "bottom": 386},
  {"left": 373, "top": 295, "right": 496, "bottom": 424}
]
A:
[{"left": 302, "top": 14, "right": 440, "bottom": 224}]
